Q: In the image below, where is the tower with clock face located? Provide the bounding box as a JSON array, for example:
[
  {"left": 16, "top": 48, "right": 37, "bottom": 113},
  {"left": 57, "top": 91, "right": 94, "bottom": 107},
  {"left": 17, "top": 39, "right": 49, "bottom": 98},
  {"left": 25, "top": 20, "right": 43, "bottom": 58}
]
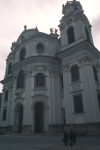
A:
[
  {"left": 57, "top": 0, "right": 100, "bottom": 135},
  {"left": 0, "top": 0, "right": 100, "bottom": 136},
  {"left": 59, "top": 0, "right": 94, "bottom": 51}
]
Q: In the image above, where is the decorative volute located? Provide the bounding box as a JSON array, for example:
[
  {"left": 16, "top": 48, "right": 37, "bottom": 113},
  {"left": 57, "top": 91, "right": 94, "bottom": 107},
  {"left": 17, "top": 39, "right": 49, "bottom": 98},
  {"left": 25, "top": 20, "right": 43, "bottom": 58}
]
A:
[
  {"left": 59, "top": 0, "right": 94, "bottom": 51},
  {"left": 11, "top": 42, "right": 17, "bottom": 52}
]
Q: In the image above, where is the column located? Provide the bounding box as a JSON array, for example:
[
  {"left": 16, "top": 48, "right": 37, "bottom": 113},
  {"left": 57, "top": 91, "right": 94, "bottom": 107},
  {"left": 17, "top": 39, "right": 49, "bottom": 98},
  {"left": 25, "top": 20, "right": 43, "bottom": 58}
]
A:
[
  {"left": 10, "top": 76, "right": 17, "bottom": 127},
  {"left": 62, "top": 64, "right": 73, "bottom": 124},
  {"left": 0, "top": 90, "right": 5, "bottom": 126},
  {"left": 23, "top": 71, "right": 32, "bottom": 125},
  {"left": 6, "top": 86, "right": 12, "bottom": 126},
  {"left": 78, "top": 56, "right": 97, "bottom": 122}
]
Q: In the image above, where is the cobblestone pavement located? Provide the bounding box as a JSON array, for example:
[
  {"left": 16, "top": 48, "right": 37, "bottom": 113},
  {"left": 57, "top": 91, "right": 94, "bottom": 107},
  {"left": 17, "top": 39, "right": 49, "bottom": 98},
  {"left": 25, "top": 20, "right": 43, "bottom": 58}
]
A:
[{"left": 0, "top": 134, "right": 100, "bottom": 150}]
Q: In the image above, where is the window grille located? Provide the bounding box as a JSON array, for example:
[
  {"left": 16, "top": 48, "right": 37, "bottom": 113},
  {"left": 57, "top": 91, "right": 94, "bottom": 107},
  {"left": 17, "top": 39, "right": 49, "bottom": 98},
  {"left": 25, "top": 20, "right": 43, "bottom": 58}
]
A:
[
  {"left": 36, "top": 73, "right": 44, "bottom": 87},
  {"left": 93, "top": 66, "right": 98, "bottom": 82},
  {"left": 74, "top": 95, "right": 83, "bottom": 113},
  {"left": 97, "top": 95, "right": 100, "bottom": 109},
  {"left": 71, "top": 65, "right": 79, "bottom": 82},
  {"left": 36, "top": 43, "right": 44, "bottom": 54},
  {"left": 17, "top": 70, "right": 24, "bottom": 88},
  {"left": 61, "top": 75, "right": 63, "bottom": 89},
  {"left": 85, "top": 27, "right": 90, "bottom": 42},
  {"left": 3, "top": 109, "right": 7, "bottom": 120},
  {"left": 67, "top": 27, "right": 75, "bottom": 44},
  {"left": 8, "top": 63, "right": 12, "bottom": 75},
  {"left": 5, "top": 90, "right": 8, "bottom": 101},
  {"left": 20, "top": 49, "right": 25, "bottom": 61}
]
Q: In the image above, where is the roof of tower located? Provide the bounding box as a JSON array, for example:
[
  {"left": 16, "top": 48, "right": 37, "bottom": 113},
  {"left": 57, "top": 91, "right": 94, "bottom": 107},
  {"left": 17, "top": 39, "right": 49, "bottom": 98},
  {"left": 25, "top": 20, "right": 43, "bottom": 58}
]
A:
[{"left": 62, "top": 0, "right": 84, "bottom": 15}]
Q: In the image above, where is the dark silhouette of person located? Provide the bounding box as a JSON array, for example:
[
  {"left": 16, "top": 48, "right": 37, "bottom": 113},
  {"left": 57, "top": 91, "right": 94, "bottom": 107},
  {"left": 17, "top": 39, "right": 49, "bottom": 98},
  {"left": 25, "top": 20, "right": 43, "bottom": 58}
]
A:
[
  {"left": 64, "top": 130, "right": 69, "bottom": 146},
  {"left": 69, "top": 130, "right": 74, "bottom": 147},
  {"left": 73, "top": 130, "right": 76, "bottom": 144},
  {"left": 41, "top": 130, "right": 44, "bottom": 136}
]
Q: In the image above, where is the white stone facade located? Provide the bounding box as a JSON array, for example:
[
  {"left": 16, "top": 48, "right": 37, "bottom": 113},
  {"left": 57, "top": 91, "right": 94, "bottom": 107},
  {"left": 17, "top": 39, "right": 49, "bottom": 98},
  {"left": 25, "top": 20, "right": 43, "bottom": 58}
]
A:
[{"left": 0, "top": 0, "right": 100, "bottom": 135}]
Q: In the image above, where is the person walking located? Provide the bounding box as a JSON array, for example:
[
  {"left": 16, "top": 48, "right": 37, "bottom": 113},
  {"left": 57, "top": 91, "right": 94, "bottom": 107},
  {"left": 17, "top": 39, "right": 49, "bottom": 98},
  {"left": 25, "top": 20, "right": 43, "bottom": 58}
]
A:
[
  {"left": 69, "top": 130, "right": 74, "bottom": 147},
  {"left": 64, "top": 130, "right": 69, "bottom": 146},
  {"left": 73, "top": 130, "right": 76, "bottom": 145},
  {"left": 29, "top": 126, "right": 31, "bottom": 136},
  {"left": 41, "top": 130, "right": 44, "bottom": 136}
]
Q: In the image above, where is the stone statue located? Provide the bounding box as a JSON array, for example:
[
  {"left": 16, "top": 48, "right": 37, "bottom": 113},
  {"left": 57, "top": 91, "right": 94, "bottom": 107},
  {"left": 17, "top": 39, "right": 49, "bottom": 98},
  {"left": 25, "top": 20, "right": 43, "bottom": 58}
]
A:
[
  {"left": 55, "top": 29, "right": 58, "bottom": 34},
  {"left": 24, "top": 25, "right": 27, "bottom": 30},
  {"left": 50, "top": 28, "right": 53, "bottom": 34}
]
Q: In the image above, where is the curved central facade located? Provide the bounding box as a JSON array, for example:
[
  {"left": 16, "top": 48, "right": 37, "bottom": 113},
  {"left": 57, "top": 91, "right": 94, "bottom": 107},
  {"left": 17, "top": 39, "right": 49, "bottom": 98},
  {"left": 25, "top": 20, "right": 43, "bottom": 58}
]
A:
[
  {"left": 2, "top": 27, "right": 62, "bottom": 133},
  {"left": 0, "top": 0, "right": 100, "bottom": 135}
]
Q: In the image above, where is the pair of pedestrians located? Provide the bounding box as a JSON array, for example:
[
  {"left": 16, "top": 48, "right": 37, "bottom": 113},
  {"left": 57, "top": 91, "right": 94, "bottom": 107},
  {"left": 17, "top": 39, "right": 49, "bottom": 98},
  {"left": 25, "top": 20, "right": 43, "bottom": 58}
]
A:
[{"left": 63, "top": 130, "right": 76, "bottom": 147}]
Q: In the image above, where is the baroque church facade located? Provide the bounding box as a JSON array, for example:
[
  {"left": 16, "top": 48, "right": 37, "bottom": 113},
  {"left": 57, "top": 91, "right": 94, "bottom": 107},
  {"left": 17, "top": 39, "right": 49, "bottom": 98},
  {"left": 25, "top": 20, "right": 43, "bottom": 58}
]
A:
[{"left": 0, "top": 0, "right": 100, "bottom": 135}]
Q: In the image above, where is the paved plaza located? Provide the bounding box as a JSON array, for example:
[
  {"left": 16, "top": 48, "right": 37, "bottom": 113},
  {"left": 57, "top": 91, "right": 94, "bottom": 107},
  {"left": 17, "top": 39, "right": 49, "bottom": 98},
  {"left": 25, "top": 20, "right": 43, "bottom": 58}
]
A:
[{"left": 0, "top": 134, "right": 100, "bottom": 150}]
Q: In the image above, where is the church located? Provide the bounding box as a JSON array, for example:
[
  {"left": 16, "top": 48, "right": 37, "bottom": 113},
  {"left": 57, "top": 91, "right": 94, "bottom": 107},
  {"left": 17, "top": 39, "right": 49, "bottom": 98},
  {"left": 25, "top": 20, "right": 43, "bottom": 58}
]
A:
[{"left": 0, "top": 0, "right": 100, "bottom": 135}]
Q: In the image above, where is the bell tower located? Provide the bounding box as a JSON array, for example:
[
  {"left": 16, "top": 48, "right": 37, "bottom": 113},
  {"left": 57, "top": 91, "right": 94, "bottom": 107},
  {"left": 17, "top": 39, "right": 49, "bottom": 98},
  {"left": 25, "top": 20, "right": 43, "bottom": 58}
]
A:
[{"left": 59, "top": 0, "right": 94, "bottom": 51}]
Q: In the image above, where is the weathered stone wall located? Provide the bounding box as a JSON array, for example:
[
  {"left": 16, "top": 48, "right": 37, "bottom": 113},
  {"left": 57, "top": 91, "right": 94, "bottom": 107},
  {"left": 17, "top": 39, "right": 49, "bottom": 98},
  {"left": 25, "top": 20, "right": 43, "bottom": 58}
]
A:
[
  {"left": 48, "top": 124, "right": 63, "bottom": 133},
  {"left": 49, "top": 123, "right": 100, "bottom": 136}
]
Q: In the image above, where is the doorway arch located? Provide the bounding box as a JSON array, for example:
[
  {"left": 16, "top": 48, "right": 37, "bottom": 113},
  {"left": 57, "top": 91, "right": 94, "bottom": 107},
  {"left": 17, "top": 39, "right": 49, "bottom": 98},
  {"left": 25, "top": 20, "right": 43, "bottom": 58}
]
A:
[
  {"left": 14, "top": 103, "right": 23, "bottom": 133},
  {"left": 35, "top": 102, "right": 44, "bottom": 133}
]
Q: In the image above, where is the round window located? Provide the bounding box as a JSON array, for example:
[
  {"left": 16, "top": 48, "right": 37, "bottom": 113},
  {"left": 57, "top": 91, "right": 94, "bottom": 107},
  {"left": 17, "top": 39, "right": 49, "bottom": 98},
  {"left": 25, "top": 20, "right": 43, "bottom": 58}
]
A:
[
  {"left": 36, "top": 43, "right": 44, "bottom": 54},
  {"left": 20, "top": 48, "right": 25, "bottom": 61}
]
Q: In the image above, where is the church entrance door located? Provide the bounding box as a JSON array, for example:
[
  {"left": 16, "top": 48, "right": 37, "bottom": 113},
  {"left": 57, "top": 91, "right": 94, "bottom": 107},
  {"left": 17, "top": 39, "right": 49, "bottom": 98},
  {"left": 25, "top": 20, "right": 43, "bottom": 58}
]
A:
[
  {"left": 18, "top": 105, "right": 23, "bottom": 133},
  {"left": 35, "top": 102, "right": 44, "bottom": 133},
  {"left": 15, "top": 104, "right": 23, "bottom": 133}
]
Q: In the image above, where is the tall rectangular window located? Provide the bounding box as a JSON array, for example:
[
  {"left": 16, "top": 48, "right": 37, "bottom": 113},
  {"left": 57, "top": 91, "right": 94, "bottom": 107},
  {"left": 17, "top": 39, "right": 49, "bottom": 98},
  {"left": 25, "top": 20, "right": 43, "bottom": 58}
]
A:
[
  {"left": 61, "top": 75, "right": 63, "bottom": 90},
  {"left": 3, "top": 109, "right": 7, "bottom": 120},
  {"left": 97, "top": 95, "right": 100, "bottom": 109},
  {"left": 73, "top": 94, "right": 83, "bottom": 113}
]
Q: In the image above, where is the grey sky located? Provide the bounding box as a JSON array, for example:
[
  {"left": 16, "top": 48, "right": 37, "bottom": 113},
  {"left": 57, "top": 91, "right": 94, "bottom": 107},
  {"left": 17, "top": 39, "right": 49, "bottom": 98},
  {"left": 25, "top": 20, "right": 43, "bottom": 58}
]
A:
[{"left": 0, "top": 0, "right": 100, "bottom": 92}]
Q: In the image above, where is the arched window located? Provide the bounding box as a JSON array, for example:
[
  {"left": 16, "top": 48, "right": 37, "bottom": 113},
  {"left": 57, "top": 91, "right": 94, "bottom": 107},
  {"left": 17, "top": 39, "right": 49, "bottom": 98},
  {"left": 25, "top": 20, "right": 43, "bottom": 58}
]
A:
[
  {"left": 36, "top": 43, "right": 44, "bottom": 54},
  {"left": 74, "top": 94, "right": 83, "bottom": 113},
  {"left": 92, "top": 66, "right": 98, "bottom": 82},
  {"left": 5, "top": 90, "right": 8, "bottom": 101},
  {"left": 20, "top": 48, "right": 25, "bottom": 61},
  {"left": 36, "top": 73, "right": 44, "bottom": 87},
  {"left": 85, "top": 27, "right": 90, "bottom": 42},
  {"left": 61, "top": 75, "right": 63, "bottom": 89},
  {"left": 8, "top": 62, "right": 12, "bottom": 75},
  {"left": 67, "top": 27, "right": 75, "bottom": 44},
  {"left": 71, "top": 65, "right": 79, "bottom": 82},
  {"left": 17, "top": 70, "right": 24, "bottom": 88}
]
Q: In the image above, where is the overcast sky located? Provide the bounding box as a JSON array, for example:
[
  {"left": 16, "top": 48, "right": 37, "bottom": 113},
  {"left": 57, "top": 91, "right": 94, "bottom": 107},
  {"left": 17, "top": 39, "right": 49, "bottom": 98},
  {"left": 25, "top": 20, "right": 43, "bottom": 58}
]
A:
[{"left": 0, "top": 0, "right": 100, "bottom": 92}]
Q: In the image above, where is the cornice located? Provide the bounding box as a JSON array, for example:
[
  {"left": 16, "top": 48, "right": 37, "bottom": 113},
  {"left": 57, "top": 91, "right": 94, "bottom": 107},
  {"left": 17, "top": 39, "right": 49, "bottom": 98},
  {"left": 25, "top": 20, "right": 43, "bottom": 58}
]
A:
[
  {"left": 14, "top": 97, "right": 24, "bottom": 103},
  {"left": 77, "top": 56, "right": 93, "bottom": 66},
  {"left": 0, "top": 76, "right": 13, "bottom": 85},
  {"left": 32, "top": 94, "right": 49, "bottom": 100},
  {"left": 2, "top": 85, "right": 13, "bottom": 93},
  {"left": 16, "top": 33, "right": 60, "bottom": 50},
  {"left": 6, "top": 52, "right": 15, "bottom": 63},
  {"left": 49, "top": 70, "right": 60, "bottom": 77},
  {"left": 56, "top": 40, "right": 100, "bottom": 60},
  {"left": 11, "top": 56, "right": 60, "bottom": 73}
]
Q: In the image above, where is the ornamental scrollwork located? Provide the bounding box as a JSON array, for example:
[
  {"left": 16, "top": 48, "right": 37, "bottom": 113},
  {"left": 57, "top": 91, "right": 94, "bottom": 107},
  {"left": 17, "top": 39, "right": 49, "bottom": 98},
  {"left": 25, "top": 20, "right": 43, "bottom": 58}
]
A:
[
  {"left": 25, "top": 70, "right": 33, "bottom": 77},
  {"left": 49, "top": 70, "right": 60, "bottom": 77},
  {"left": 78, "top": 56, "right": 93, "bottom": 66},
  {"left": 13, "top": 76, "right": 18, "bottom": 83},
  {"left": 2, "top": 89, "right": 6, "bottom": 93},
  {"left": 61, "top": 63, "right": 70, "bottom": 73},
  {"left": 8, "top": 86, "right": 13, "bottom": 92},
  {"left": 96, "top": 64, "right": 100, "bottom": 72}
]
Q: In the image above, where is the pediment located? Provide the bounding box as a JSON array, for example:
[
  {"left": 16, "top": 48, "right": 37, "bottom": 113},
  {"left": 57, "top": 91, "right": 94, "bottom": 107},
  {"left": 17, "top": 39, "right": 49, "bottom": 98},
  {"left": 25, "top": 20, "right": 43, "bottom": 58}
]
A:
[
  {"left": 32, "top": 94, "right": 49, "bottom": 100},
  {"left": 17, "top": 27, "right": 38, "bottom": 45},
  {"left": 14, "top": 97, "right": 24, "bottom": 102}
]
